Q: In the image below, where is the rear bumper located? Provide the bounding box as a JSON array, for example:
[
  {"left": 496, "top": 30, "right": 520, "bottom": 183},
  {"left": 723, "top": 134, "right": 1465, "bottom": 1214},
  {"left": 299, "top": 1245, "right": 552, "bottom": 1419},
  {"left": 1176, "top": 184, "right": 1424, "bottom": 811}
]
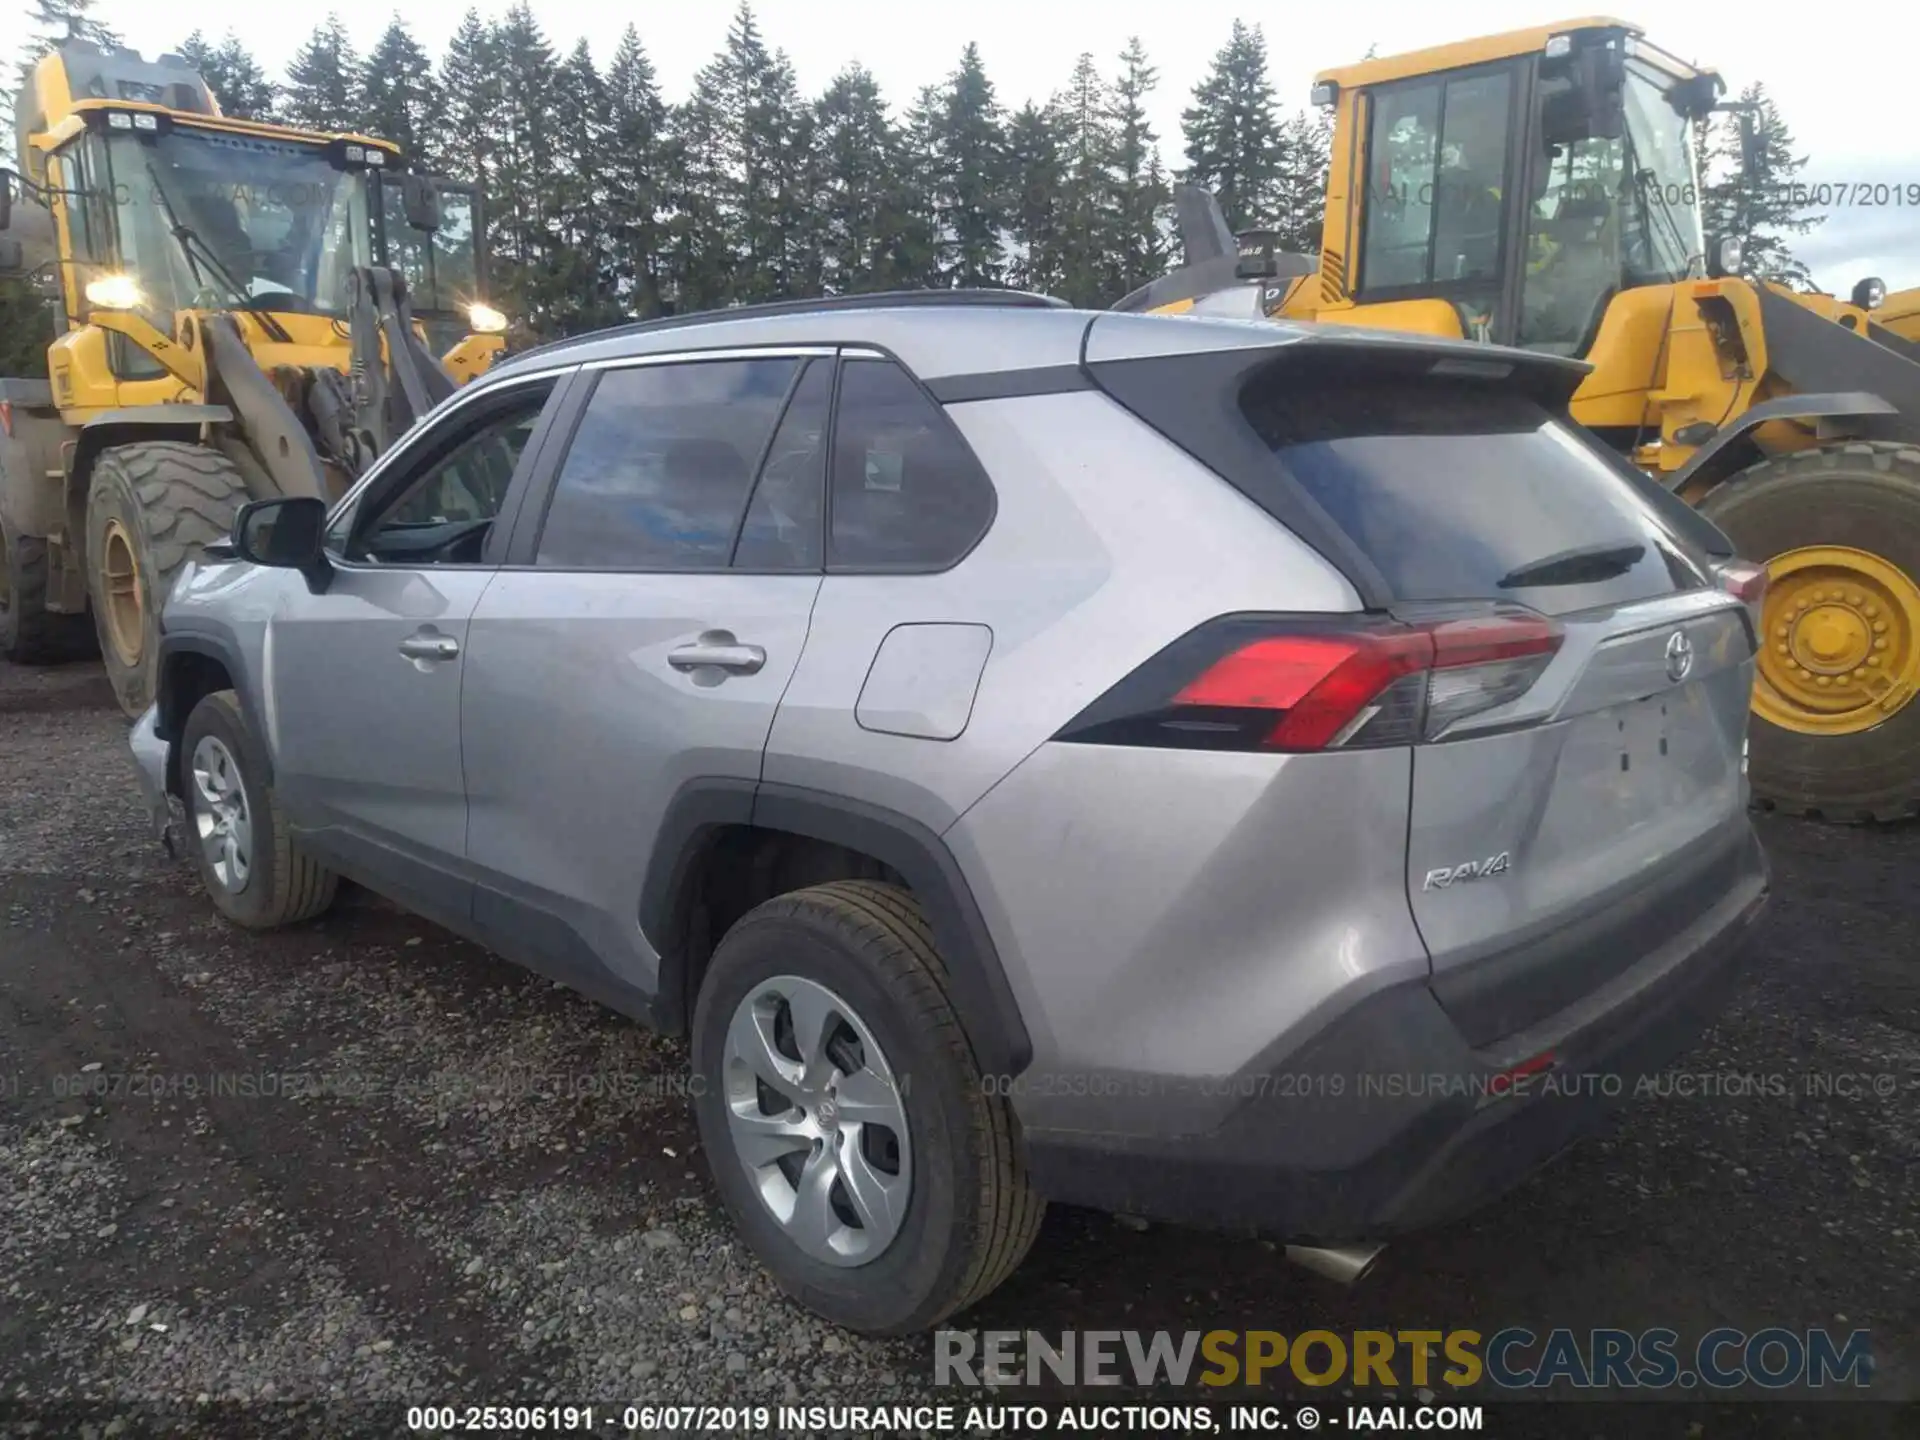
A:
[{"left": 1022, "top": 827, "right": 1769, "bottom": 1239}]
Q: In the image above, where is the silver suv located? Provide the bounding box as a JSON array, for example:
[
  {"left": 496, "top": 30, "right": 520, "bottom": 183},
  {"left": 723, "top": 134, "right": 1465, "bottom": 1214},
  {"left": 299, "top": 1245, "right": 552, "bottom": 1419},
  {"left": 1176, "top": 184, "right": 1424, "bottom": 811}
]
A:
[{"left": 129, "top": 292, "right": 1770, "bottom": 1335}]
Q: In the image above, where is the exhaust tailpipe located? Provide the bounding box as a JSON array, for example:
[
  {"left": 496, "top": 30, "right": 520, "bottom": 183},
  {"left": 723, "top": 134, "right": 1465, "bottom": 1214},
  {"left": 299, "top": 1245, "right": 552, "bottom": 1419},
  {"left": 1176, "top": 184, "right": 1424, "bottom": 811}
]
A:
[{"left": 1284, "top": 1242, "right": 1386, "bottom": 1286}]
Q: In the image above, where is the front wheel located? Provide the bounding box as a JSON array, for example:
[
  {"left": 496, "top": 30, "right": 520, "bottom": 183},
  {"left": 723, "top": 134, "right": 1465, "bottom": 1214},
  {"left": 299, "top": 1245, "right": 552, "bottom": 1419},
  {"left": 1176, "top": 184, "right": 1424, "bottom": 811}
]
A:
[
  {"left": 1698, "top": 441, "right": 1920, "bottom": 821},
  {"left": 179, "top": 690, "right": 338, "bottom": 929},
  {"left": 691, "top": 880, "right": 1043, "bottom": 1334}
]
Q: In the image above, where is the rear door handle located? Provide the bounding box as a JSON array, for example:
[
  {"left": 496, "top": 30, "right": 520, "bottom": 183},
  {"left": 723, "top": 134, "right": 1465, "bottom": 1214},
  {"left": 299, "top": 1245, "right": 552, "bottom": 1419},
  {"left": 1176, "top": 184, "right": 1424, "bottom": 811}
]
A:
[
  {"left": 398, "top": 633, "right": 461, "bottom": 662},
  {"left": 668, "top": 637, "right": 766, "bottom": 675}
]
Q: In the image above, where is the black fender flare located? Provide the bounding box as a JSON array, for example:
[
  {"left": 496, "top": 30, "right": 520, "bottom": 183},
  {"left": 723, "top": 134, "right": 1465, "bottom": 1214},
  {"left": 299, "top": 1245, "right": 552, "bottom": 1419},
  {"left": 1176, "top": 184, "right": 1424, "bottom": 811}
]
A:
[
  {"left": 1665, "top": 391, "right": 1903, "bottom": 496},
  {"left": 70, "top": 406, "right": 235, "bottom": 491},
  {"left": 153, "top": 629, "right": 273, "bottom": 794},
  {"left": 641, "top": 779, "right": 1034, "bottom": 1077}
]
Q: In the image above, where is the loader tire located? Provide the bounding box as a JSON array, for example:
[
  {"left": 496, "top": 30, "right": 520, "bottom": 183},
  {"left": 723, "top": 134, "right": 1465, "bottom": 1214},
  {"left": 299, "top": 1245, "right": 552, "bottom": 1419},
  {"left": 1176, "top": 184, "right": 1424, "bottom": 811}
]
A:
[
  {"left": 85, "top": 442, "right": 248, "bottom": 718},
  {"left": 0, "top": 518, "right": 95, "bottom": 664},
  {"left": 1698, "top": 441, "right": 1920, "bottom": 823}
]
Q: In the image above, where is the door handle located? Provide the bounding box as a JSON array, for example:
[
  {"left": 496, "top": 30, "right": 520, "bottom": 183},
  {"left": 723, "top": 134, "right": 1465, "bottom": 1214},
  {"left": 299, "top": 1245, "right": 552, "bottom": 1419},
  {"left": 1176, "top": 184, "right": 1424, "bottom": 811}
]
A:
[
  {"left": 668, "top": 638, "right": 766, "bottom": 675},
  {"left": 398, "top": 633, "right": 461, "bottom": 662}
]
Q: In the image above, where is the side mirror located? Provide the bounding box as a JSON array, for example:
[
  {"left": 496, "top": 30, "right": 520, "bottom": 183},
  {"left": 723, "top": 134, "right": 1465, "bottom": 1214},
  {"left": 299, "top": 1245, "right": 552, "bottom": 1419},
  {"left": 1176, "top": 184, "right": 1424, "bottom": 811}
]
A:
[
  {"left": 401, "top": 174, "right": 442, "bottom": 233},
  {"left": 233, "top": 496, "right": 332, "bottom": 591},
  {"left": 0, "top": 167, "right": 13, "bottom": 231}
]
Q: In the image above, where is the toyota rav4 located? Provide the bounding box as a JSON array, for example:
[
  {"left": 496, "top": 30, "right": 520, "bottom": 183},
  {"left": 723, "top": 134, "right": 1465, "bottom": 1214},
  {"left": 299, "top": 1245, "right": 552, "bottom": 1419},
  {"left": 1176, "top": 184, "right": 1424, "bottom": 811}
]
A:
[{"left": 129, "top": 291, "right": 1770, "bottom": 1335}]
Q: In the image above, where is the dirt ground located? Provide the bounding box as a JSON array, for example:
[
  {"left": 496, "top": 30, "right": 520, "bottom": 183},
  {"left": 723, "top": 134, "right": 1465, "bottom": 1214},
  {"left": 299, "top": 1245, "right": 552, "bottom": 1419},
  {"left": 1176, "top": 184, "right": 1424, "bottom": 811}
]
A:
[{"left": 0, "top": 655, "right": 1915, "bottom": 1438}]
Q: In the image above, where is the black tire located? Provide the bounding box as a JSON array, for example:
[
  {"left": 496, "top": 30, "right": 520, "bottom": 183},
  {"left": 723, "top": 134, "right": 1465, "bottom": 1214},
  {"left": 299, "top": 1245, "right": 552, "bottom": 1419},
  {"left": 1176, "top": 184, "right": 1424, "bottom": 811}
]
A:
[
  {"left": 1698, "top": 441, "right": 1920, "bottom": 822},
  {"left": 691, "top": 880, "right": 1043, "bottom": 1335},
  {"left": 179, "top": 690, "right": 338, "bottom": 929},
  {"left": 0, "top": 518, "right": 95, "bottom": 664},
  {"left": 85, "top": 442, "right": 248, "bottom": 717}
]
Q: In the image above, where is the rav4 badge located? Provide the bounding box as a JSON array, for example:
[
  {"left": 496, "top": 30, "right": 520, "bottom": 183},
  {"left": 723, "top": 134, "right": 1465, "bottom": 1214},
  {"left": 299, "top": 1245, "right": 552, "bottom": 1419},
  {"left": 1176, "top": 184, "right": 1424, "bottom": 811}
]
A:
[{"left": 1422, "top": 852, "right": 1512, "bottom": 890}]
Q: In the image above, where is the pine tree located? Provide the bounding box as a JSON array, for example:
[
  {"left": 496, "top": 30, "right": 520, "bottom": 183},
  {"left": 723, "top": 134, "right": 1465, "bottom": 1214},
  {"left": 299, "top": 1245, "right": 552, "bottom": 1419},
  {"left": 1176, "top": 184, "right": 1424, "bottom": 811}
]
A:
[
  {"left": 283, "top": 15, "right": 361, "bottom": 132},
  {"left": 813, "top": 66, "right": 905, "bottom": 293},
  {"left": 546, "top": 39, "right": 619, "bottom": 330},
  {"left": 1050, "top": 54, "right": 1117, "bottom": 306},
  {"left": 666, "top": 50, "right": 737, "bottom": 311},
  {"left": 488, "top": 4, "right": 563, "bottom": 326},
  {"left": 932, "top": 43, "right": 1009, "bottom": 287},
  {"left": 178, "top": 32, "right": 276, "bottom": 120},
  {"left": 889, "top": 83, "right": 946, "bottom": 288},
  {"left": 1003, "top": 102, "right": 1066, "bottom": 296},
  {"left": 1181, "top": 20, "right": 1282, "bottom": 233},
  {"left": 603, "top": 26, "right": 668, "bottom": 317},
  {"left": 357, "top": 18, "right": 439, "bottom": 165},
  {"left": 1271, "top": 106, "right": 1332, "bottom": 254},
  {"left": 1698, "top": 83, "right": 1820, "bottom": 288},
  {"left": 1107, "top": 37, "right": 1170, "bottom": 299},
  {"left": 13, "top": 0, "right": 120, "bottom": 132},
  {"left": 436, "top": 12, "right": 499, "bottom": 197},
  {"left": 22, "top": 0, "right": 118, "bottom": 55}
]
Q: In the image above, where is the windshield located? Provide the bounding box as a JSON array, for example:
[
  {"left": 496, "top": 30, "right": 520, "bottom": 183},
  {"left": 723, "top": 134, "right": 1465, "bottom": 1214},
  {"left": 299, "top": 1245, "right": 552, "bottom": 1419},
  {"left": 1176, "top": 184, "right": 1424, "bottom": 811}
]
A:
[
  {"left": 1517, "top": 59, "right": 1704, "bottom": 356},
  {"left": 103, "top": 127, "right": 371, "bottom": 329}
]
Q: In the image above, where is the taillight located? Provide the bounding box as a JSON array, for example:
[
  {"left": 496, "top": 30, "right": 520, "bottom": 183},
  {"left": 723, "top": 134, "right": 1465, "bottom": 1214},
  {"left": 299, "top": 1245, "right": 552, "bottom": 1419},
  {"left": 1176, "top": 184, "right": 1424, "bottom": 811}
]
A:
[
  {"left": 1055, "top": 608, "right": 1564, "bottom": 753},
  {"left": 1712, "top": 559, "right": 1767, "bottom": 635},
  {"left": 1712, "top": 558, "right": 1768, "bottom": 605}
]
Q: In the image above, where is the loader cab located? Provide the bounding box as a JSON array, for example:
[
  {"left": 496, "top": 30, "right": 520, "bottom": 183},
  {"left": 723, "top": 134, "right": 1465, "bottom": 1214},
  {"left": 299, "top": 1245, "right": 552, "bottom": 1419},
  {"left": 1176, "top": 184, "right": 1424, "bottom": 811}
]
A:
[{"left": 1336, "top": 21, "right": 1711, "bottom": 356}]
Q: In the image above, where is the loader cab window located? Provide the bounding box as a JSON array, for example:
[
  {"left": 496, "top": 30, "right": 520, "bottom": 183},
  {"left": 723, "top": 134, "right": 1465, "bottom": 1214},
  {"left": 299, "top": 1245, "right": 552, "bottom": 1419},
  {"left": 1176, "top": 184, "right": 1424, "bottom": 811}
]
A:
[
  {"left": 342, "top": 381, "right": 555, "bottom": 567},
  {"left": 1518, "top": 59, "right": 1705, "bottom": 355},
  {"left": 377, "top": 178, "right": 483, "bottom": 355},
  {"left": 1357, "top": 65, "right": 1516, "bottom": 338}
]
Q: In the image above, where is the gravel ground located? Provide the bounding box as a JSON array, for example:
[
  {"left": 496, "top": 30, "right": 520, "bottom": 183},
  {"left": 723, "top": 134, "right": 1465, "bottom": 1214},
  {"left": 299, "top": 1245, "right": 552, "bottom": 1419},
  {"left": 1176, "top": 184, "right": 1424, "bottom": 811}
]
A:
[{"left": 0, "top": 655, "right": 1915, "bottom": 1438}]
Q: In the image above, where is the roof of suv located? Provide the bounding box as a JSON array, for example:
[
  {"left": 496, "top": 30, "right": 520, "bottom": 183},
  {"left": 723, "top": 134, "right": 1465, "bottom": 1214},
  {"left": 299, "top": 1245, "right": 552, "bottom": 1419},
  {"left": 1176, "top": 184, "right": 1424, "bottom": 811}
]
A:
[{"left": 483, "top": 290, "right": 1593, "bottom": 395}]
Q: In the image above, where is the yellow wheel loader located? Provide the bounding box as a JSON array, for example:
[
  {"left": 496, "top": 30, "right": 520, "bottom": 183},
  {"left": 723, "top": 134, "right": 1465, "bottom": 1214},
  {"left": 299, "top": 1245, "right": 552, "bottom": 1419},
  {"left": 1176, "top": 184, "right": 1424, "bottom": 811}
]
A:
[
  {"left": 1125, "top": 17, "right": 1920, "bottom": 821},
  {"left": 0, "top": 41, "right": 508, "bottom": 715}
]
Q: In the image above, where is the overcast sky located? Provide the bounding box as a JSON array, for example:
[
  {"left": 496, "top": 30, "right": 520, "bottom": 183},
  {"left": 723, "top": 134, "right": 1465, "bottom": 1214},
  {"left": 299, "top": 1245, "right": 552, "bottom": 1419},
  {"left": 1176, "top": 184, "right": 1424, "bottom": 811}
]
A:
[{"left": 74, "top": 0, "right": 1919, "bottom": 292}]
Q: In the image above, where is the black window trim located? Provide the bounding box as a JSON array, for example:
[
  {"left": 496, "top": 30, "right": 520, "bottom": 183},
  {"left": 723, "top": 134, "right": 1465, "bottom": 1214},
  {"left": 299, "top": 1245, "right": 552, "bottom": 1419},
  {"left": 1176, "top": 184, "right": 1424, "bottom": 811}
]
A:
[
  {"left": 1353, "top": 56, "right": 1524, "bottom": 310},
  {"left": 501, "top": 341, "right": 1001, "bottom": 579},
  {"left": 323, "top": 368, "right": 577, "bottom": 574}
]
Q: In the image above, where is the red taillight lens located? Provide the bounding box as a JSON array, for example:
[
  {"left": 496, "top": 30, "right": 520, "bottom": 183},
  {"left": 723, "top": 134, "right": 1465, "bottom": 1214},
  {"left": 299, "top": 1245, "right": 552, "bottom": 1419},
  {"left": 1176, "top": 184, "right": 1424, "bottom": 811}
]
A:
[
  {"left": 1712, "top": 559, "right": 1769, "bottom": 606},
  {"left": 1055, "top": 609, "right": 1564, "bottom": 754}
]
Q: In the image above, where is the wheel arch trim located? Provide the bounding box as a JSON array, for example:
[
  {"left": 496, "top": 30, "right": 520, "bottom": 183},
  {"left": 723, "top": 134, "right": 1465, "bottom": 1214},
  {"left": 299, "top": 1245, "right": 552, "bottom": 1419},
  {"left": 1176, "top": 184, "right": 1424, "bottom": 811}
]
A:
[
  {"left": 154, "top": 631, "right": 271, "bottom": 794},
  {"left": 642, "top": 778, "right": 1034, "bottom": 1076}
]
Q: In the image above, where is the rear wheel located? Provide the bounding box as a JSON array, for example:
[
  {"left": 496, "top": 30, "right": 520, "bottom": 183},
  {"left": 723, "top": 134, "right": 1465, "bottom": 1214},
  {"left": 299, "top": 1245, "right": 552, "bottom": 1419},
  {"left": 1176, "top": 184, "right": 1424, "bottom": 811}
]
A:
[
  {"left": 85, "top": 442, "right": 248, "bottom": 717},
  {"left": 1698, "top": 441, "right": 1920, "bottom": 821},
  {"left": 0, "top": 518, "right": 94, "bottom": 664},
  {"left": 691, "top": 880, "right": 1043, "bottom": 1334}
]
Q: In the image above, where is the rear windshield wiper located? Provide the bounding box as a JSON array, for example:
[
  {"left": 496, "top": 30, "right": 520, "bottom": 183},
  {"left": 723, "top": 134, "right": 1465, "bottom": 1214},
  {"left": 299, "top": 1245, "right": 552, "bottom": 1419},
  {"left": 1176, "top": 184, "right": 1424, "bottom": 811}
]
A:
[{"left": 1497, "top": 541, "right": 1646, "bottom": 589}]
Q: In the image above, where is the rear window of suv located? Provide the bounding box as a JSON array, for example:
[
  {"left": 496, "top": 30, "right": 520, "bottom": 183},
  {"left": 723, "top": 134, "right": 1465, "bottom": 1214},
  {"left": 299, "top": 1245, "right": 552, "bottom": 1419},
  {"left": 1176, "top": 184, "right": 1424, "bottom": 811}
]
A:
[{"left": 1239, "top": 368, "right": 1708, "bottom": 615}]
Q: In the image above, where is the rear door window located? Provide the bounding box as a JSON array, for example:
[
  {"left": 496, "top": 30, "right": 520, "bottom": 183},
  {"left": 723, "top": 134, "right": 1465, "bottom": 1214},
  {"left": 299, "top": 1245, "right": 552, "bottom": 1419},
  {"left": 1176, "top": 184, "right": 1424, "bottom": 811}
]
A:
[{"left": 1240, "top": 367, "right": 1708, "bottom": 614}]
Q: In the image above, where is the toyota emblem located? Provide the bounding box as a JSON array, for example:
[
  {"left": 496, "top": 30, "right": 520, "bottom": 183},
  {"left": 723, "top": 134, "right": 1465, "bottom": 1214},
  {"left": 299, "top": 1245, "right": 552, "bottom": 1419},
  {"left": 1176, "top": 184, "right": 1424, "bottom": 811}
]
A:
[{"left": 1665, "top": 630, "right": 1694, "bottom": 682}]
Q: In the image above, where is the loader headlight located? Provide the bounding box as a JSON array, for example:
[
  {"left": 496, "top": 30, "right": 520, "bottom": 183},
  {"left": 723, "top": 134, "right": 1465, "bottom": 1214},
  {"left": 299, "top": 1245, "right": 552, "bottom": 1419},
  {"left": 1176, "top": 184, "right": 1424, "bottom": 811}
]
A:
[
  {"left": 468, "top": 302, "right": 508, "bottom": 334},
  {"left": 1708, "top": 234, "right": 1743, "bottom": 278},
  {"left": 85, "top": 274, "right": 144, "bottom": 311},
  {"left": 1851, "top": 276, "right": 1885, "bottom": 310}
]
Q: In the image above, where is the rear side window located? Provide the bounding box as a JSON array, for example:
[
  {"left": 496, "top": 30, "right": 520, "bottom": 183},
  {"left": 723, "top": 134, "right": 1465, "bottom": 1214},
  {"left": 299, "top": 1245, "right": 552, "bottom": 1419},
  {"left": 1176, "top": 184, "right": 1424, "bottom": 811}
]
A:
[
  {"left": 536, "top": 358, "right": 799, "bottom": 569},
  {"left": 829, "top": 358, "right": 995, "bottom": 569},
  {"left": 1240, "top": 370, "right": 1708, "bottom": 614}
]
